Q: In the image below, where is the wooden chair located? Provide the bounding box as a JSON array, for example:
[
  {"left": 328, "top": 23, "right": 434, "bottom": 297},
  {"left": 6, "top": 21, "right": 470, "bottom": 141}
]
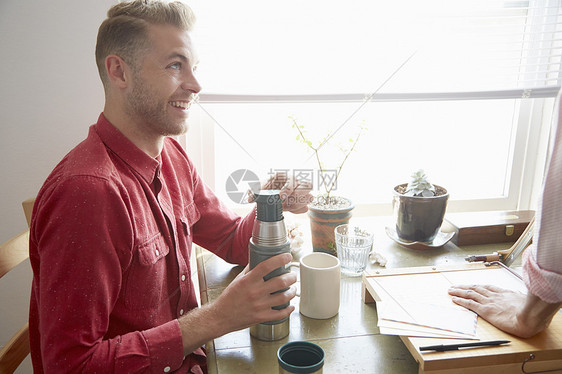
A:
[
  {"left": 0, "top": 198, "right": 35, "bottom": 373},
  {"left": 0, "top": 231, "right": 30, "bottom": 373},
  {"left": 21, "top": 198, "right": 35, "bottom": 229}
]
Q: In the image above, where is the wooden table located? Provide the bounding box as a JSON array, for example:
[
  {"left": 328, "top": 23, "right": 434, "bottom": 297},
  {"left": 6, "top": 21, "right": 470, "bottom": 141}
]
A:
[{"left": 195, "top": 215, "right": 518, "bottom": 374}]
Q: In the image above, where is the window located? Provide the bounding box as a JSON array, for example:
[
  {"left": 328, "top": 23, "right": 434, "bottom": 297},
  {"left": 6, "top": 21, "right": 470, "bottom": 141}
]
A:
[{"left": 186, "top": 0, "right": 562, "bottom": 215}]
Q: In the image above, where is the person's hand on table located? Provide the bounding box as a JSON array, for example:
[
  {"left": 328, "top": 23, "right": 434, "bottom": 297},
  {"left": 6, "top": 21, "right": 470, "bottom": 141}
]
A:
[
  {"left": 260, "top": 172, "right": 313, "bottom": 214},
  {"left": 448, "top": 284, "right": 562, "bottom": 338}
]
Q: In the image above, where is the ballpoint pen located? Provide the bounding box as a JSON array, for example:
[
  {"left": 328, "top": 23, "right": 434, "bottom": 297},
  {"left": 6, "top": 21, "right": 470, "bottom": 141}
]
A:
[{"left": 419, "top": 340, "right": 511, "bottom": 352}]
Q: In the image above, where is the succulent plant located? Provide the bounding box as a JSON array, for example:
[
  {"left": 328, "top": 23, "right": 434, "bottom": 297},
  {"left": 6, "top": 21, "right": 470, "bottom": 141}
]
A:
[{"left": 405, "top": 169, "right": 436, "bottom": 197}]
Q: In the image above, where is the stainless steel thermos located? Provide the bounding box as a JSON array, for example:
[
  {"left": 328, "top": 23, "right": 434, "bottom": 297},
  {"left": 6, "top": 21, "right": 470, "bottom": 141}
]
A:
[{"left": 249, "top": 190, "right": 292, "bottom": 341}]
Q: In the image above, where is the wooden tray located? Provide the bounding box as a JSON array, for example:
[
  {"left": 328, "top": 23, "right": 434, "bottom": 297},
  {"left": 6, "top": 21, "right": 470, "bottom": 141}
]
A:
[{"left": 362, "top": 264, "right": 562, "bottom": 374}]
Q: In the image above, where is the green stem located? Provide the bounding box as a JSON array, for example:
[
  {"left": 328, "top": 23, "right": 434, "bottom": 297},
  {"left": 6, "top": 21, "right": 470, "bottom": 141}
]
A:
[{"left": 292, "top": 118, "right": 330, "bottom": 197}]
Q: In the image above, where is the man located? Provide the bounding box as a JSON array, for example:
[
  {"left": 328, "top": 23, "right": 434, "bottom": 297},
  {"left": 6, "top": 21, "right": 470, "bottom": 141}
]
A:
[
  {"left": 28, "top": 1, "right": 311, "bottom": 373},
  {"left": 449, "top": 96, "right": 562, "bottom": 338}
]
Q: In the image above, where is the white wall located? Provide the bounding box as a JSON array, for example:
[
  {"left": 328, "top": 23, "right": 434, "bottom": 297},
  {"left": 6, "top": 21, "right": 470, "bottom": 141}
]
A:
[
  {"left": 0, "top": 0, "right": 113, "bottom": 243},
  {"left": 0, "top": 1, "right": 115, "bottom": 371}
]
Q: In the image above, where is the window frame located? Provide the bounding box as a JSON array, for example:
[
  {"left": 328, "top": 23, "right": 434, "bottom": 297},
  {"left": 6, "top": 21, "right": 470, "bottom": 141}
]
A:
[{"left": 185, "top": 95, "right": 557, "bottom": 216}]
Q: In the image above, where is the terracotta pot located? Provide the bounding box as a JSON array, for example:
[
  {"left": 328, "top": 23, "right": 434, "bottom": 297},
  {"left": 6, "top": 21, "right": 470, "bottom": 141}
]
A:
[
  {"left": 393, "top": 184, "right": 449, "bottom": 242},
  {"left": 308, "top": 197, "right": 354, "bottom": 256}
]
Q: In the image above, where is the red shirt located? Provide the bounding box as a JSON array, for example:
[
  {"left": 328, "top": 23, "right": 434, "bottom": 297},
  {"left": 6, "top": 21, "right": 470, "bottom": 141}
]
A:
[{"left": 29, "top": 114, "right": 254, "bottom": 373}]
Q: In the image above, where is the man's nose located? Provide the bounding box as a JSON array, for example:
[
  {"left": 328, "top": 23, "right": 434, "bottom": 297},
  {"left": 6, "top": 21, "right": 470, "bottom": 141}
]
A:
[{"left": 181, "top": 70, "right": 202, "bottom": 94}]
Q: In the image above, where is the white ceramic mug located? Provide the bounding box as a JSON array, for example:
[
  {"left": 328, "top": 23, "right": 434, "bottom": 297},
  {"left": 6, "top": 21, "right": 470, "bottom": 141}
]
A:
[{"left": 294, "top": 252, "right": 340, "bottom": 319}]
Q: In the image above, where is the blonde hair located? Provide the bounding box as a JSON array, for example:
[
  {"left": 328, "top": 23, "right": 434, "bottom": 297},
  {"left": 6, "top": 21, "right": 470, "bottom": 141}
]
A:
[{"left": 95, "top": 0, "right": 196, "bottom": 88}]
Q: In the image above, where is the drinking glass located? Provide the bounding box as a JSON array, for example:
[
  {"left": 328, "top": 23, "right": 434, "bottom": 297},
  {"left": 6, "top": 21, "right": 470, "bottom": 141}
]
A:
[{"left": 334, "top": 224, "right": 373, "bottom": 276}]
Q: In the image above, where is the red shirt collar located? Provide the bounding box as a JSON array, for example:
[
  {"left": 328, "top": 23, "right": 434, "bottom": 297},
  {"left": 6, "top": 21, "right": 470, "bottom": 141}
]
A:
[{"left": 94, "top": 113, "right": 161, "bottom": 184}]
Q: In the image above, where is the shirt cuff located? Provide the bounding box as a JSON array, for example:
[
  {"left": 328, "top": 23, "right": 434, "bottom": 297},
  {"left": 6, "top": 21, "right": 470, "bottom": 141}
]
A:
[
  {"left": 523, "top": 247, "right": 562, "bottom": 304},
  {"left": 142, "top": 319, "right": 184, "bottom": 373}
]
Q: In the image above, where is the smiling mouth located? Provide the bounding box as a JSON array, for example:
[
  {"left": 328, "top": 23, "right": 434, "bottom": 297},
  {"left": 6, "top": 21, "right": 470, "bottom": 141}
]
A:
[{"left": 170, "top": 100, "right": 191, "bottom": 110}]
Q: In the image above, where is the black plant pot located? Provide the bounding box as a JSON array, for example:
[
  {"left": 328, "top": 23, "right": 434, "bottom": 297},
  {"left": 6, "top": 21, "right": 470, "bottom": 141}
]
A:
[{"left": 393, "top": 184, "right": 449, "bottom": 243}]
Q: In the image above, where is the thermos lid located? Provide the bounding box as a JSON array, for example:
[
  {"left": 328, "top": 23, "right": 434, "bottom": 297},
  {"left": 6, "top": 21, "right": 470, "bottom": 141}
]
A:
[
  {"left": 255, "top": 190, "right": 283, "bottom": 222},
  {"left": 278, "top": 341, "right": 325, "bottom": 373}
]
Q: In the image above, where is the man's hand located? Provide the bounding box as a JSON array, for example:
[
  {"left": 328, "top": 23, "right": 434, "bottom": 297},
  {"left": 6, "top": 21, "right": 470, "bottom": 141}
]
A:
[
  {"left": 448, "top": 284, "right": 562, "bottom": 338},
  {"left": 178, "top": 253, "right": 297, "bottom": 356},
  {"left": 261, "top": 173, "right": 313, "bottom": 214},
  {"left": 212, "top": 253, "right": 297, "bottom": 332}
]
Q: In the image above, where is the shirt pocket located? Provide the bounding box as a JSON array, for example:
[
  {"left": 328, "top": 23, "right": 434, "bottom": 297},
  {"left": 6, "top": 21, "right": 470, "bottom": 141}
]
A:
[
  {"left": 180, "top": 201, "right": 201, "bottom": 237},
  {"left": 124, "top": 232, "right": 170, "bottom": 310}
]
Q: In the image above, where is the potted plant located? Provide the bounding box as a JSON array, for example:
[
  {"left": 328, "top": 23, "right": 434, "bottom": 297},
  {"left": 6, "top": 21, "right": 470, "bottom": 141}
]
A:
[
  {"left": 291, "top": 117, "right": 364, "bottom": 256},
  {"left": 393, "top": 170, "right": 449, "bottom": 243}
]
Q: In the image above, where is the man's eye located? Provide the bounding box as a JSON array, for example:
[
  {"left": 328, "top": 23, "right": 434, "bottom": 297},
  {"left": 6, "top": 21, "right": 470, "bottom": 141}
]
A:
[{"left": 169, "top": 62, "right": 181, "bottom": 70}]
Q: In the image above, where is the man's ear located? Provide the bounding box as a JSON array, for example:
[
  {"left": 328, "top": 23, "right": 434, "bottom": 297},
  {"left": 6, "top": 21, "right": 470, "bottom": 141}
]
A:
[{"left": 105, "top": 55, "right": 130, "bottom": 89}]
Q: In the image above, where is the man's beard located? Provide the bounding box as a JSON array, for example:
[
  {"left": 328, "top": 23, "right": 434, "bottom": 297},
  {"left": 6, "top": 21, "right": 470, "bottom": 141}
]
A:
[{"left": 126, "top": 73, "right": 188, "bottom": 137}]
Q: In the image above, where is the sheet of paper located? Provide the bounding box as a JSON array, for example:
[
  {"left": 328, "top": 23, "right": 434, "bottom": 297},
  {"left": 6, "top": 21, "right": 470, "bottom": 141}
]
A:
[
  {"left": 378, "top": 318, "right": 479, "bottom": 339},
  {"left": 443, "top": 268, "right": 527, "bottom": 294},
  {"left": 376, "top": 299, "right": 477, "bottom": 337},
  {"left": 379, "top": 327, "right": 475, "bottom": 339}
]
